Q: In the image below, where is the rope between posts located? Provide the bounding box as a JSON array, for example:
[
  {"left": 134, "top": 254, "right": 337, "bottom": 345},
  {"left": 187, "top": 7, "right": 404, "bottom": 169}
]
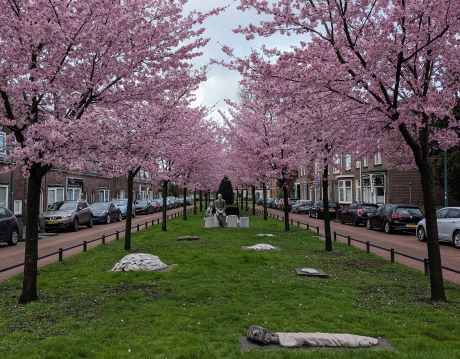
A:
[
  {"left": 0, "top": 207, "right": 194, "bottom": 274},
  {"left": 256, "top": 207, "right": 460, "bottom": 277}
]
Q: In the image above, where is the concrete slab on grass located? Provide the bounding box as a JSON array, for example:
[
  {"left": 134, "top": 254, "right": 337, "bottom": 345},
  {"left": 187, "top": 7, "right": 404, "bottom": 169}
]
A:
[
  {"left": 240, "top": 337, "right": 394, "bottom": 352},
  {"left": 177, "top": 236, "right": 200, "bottom": 241},
  {"left": 295, "top": 268, "right": 329, "bottom": 278}
]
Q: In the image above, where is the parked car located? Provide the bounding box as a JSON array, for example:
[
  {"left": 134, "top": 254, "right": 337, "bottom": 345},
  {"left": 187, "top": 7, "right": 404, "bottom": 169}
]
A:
[
  {"left": 112, "top": 199, "right": 135, "bottom": 219},
  {"left": 309, "top": 200, "right": 340, "bottom": 219},
  {"left": 267, "top": 198, "right": 277, "bottom": 208},
  {"left": 367, "top": 204, "right": 424, "bottom": 234},
  {"left": 134, "top": 200, "right": 154, "bottom": 215},
  {"left": 90, "top": 202, "right": 122, "bottom": 224},
  {"left": 0, "top": 207, "right": 20, "bottom": 246},
  {"left": 40, "top": 200, "right": 93, "bottom": 232},
  {"left": 150, "top": 200, "right": 161, "bottom": 213},
  {"left": 291, "top": 200, "right": 314, "bottom": 214},
  {"left": 416, "top": 207, "right": 460, "bottom": 249},
  {"left": 340, "top": 203, "right": 379, "bottom": 226}
]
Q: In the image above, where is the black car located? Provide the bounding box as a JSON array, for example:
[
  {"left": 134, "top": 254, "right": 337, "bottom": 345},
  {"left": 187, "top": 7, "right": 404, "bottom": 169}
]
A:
[
  {"left": 90, "top": 202, "right": 122, "bottom": 224},
  {"left": 0, "top": 207, "right": 20, "bottom": 246},
  {"left": 340, "top": 203, "right": 379, "bottom": 226},
  {"left": 367, "top": 204, "right": 424, "bottom": 234},
  {"left": 134, "top": 200, "right": 154, "bottom": 215},
  {"left": 309, "top": 200, "right": 340, "bottom": 219},
  {"left": 291, "top": 200, "right": 314, "bottom": 214}
]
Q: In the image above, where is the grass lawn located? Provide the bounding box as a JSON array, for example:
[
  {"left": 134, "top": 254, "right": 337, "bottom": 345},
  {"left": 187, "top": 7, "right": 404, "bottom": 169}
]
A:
[{"left": 1, "top": 213, "right": 459, "bottom": 359}]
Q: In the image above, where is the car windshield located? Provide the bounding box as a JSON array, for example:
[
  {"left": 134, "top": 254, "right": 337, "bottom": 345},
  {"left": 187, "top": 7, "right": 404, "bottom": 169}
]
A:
[
  {"left": 49, "top": 201, "right": 76, "bottom": 211},
  {"left": 395, "top": 207, "right": 423, "bottom": 216},
  {"left": 90, "top": 202, "right": 109, "bottom": 210},
  {"left": 329, "top": 202, "right": 338, "bottom": 207},
  {"left": 113, "top": 200, "right": 127, "bottom": 206},
  {"left": 137, "top": 200, "right": 148, "bottom": 205}
]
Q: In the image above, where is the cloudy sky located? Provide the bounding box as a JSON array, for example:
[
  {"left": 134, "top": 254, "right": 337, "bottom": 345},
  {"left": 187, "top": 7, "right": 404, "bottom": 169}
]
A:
[{"left": 183, "top": 0, "right": 303, "bottom": 118}]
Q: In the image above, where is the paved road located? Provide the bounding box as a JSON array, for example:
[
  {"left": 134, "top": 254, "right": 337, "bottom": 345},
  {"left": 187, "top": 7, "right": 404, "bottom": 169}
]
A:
[
  {"left": 0, "top": 207, "right": 192, "bottom": 282},
  {"left": 263, "top": 207, "right": 460, "bottom": 285}
]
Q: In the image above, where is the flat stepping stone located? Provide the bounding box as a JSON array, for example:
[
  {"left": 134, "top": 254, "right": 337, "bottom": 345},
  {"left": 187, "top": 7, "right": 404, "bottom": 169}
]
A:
[
  {"left": 243, "top": 243, "right": 279, "bottom": 251},
  {"left": 295, "top": 268, "right": 329, "bottom": 278},
  {"left": 240, "top": 337, "right": 394, "bottom": 351},
  {"left": 257, "top": 234, "right": 275, "bottom": 237},
  {"left": 177, "top": 236, "right": 200, "bottom": 241}
]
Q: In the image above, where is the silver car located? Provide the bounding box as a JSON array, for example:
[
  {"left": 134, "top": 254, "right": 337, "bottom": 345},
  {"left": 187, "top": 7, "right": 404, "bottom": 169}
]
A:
[
  {"left": 40, "top": 200, "right": 93, "bottom": 232},
  {"left": 417, "top": 207, "right": 460, "bottom": 249}
]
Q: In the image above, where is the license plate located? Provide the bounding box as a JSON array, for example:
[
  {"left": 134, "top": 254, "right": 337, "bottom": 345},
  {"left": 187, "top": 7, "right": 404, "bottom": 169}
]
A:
[
  {"left": 47, "top": 220, "right": 59, "bottom": 225},
  {"left": 406, "top": 224, "right": 416, "bottom": 228},
  {"left": 329, "top": 209, "right": 335, "bottom": 212}
]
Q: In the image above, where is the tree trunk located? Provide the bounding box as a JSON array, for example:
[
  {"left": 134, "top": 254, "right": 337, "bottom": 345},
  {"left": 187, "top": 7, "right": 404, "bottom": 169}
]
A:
[
  {"left": 124, "top": 170, "right": 135, "bottom": 251},
  {"left": 262, "top": 183, "right": 268, "bottom": 220},
  {"left": 245, "top": 189, "right": 249, "bottom": 212},
  {"left": 399, "top": 123, "right": 446, "bottom": 301},
  {"left": 193, "top": 190, "right": 197, "bottom": 215},
  {"left": 183, "top": 187, "right": 187, "bottom": 220},
  {"left": 235, "top": 188, "right": 239, "bottom": 208},
  {"left": 199, "top": 190, "right": 203, "bottom": 212},
  {"left": 283, "top": 184, "right": 290, "bottom": 232},
  {"left": 322, "top": 165, "right": 333, "bottom": 252},
  {"left": 204, "top": 191, "right": 208, "bottom": 210},
  {"left": 241, "top": 190, "right": 244, "bottom": 210},
  {"left": 162, "top": 181, "right": 168, "bottom": 231},
  {"left": 18, "top": 164, "right": 46, "bottom": 304},
  {"left": 251, "top": 186, "right": 256, "bottom": 215}
]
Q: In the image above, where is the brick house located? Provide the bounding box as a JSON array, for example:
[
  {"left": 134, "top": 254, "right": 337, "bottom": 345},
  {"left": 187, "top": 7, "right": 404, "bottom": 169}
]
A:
[
  {"left": 0, "top": 127, "right": 159, "bottom": 227},
  {"left": 294, "top": 152, "right": 448, "bottom": 208}
]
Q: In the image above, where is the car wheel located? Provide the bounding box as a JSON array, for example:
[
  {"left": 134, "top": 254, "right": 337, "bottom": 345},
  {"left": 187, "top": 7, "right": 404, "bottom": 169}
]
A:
[
  {"left": 366, "top": 219, "right": 373, "bottom": 230},
  {"left": 106, "top": 214, "right": 111, "bottom": 224},
  {"left": 384, "top": 221, "right": 392, "bottom": 234},
  {"left": 340, "top": 216, "right": 345, "bottom": 224},
  {"left": 87, "top": 216, "right": 94, "bottom": 228},
  {"left": 7, "top": 229, "right": 19, "bottom": 246},
  {"left": 417, "top": 226, "right": 426, "bottom": 242},
  {"left": 453, "top": 231, "right": 460, "bottom": 249},
  {"left": 117, "top": 212, "right": 122, "bottom": 222},
  {"left": 72, "top": 218, "right": 79, "bottom": 232}
]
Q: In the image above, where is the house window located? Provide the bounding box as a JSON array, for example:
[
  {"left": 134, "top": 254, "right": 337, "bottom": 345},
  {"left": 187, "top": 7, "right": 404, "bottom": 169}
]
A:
[
  {"left": 47, "top": 187, "right": 65, "bottom": 206},
  {"left": 14, "top": 200, "right": 22, "bottom": 215},
  {"left": 356, "top": 160, "right": 361, "bottom": 169},
  {"left": 333, "top": 154, "right": 341, "bottom": 174},
  {"left": 355, "top": 179, "right": 361, "bottom": 202},
  {"left": 363, "top": 156, "right": 368, "bottom": 167},
  {"left": 374, "top": 152, "right": 383, "bottom": 165},
  {"left": 118, "top": 190, "right": 126, "bottom": 199},
  {"left": 345, "top": 154, "right": 352, "bottom": 171},
  {"left": 0, "top": 131, "right": 6, "bottom": 156},
  {"left": 67, "top": 187, "right": 82, "bottom": 201},
  {"left": 338, "top": 179, "right": 353, "bottom": 204},
  {"left": 0, "top": 185, "right": 8, "bottom": 207},
  {"left": 99, "top": 188, "right": 110, "bottom": 202}
]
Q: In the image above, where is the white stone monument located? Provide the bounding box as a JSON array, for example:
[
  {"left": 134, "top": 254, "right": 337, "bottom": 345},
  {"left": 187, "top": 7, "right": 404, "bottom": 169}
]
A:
[
  {"left": 239, "top": 217, "right": 250, "bottom": 228},
  {"left": 227, "top": 215, "right": 238, "bottom": 228}
]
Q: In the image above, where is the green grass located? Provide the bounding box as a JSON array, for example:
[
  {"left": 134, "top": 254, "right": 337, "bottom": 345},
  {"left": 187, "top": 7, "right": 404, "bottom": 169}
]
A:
[{"left": 1, "top": 214, "right": 459, "bottom": 358}]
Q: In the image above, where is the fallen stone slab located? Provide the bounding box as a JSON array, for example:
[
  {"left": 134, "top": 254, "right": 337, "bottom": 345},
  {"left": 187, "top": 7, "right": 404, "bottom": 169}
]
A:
[
  {"left": 243, "top": 243, "right": 279, "bottom": 251},
  {"left": 257, "top": 234, "right": 275, "bottom": 237},
  {"left": 240, "top": 337, "right": 394, "bottom": 351},
  {"left": 295, "top": 268, "right": 329, "bottom": 278},
  {"left": 177, "top": 236, "right": 200, "bottom": 241},
  {"left": 111, "top": 253, "right": 168, "bottom": 272}
]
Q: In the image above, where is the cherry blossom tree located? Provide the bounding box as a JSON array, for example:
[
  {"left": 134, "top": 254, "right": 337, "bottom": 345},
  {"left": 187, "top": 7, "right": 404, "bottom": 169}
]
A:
[
  {"left": 0, "top": 0, "right": 217, "bottom": 304},
  {"left": 236, "top": 0, "right": 460, "bottom": 301}
]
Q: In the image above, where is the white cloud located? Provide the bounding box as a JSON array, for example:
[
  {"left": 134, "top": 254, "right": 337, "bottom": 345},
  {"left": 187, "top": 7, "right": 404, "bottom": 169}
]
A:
[{"left": 184, "top": 0, "right": 305, "bottom": 119}]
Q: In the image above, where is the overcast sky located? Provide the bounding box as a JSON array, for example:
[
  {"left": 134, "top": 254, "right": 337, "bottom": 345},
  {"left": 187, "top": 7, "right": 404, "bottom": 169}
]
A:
[{"left": 183, "top": 0, "right": 303, "bottom": 119}]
